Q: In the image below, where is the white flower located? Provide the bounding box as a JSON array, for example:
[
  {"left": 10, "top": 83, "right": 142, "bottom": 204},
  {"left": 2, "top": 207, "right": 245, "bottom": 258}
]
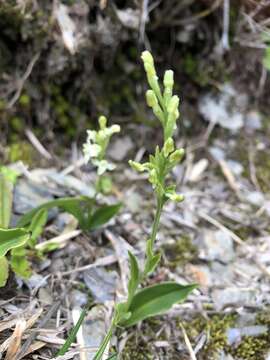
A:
[
  {"left": 83, "top": 143, "right": 101, "bottom": 164},
  {"left": 93, "top": 159, "right": 116, "bottom": 175}
]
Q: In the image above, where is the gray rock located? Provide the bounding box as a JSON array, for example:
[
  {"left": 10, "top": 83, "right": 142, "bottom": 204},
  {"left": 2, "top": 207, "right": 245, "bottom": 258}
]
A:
[
  {"left": 109, "top": 136, "right": 133, "bottom": 161},
  {"left": 83, "top": 267, "right": 118, "bottom": 303},
  {"left": 245, "top": 111, "right": 262, "bottom": 131},
  {"left": 212, "top": 287, "right": 258, "bottom": 310},
  {"left": 200, "top": 229, "right": 235, "bottom": 263},
  {"left": 14, "top": 179, "right": 54, "bottom": 214}
]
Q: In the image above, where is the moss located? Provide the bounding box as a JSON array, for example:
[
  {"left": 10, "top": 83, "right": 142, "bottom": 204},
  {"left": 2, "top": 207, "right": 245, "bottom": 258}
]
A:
[
  {"left": 183, "top": 313, "right": 270, "bottom": 360},
  {"left": 230, "top": 336, "right": 268, "bottom": 360},
  {"left": 19, "top": 93, "right": 30, "bottom": 107},
  {"left": 162, "top": 235, "right": 198, "bottom": 267},
  {"left": 120, "top": 333, "right": 153, "bottom": 360},
  {"left": 8, "top": 142, "right": 33, "bottom": 163},
  {"left": 182, "top": 314, "right": 236, "bottom": 359},
  {"left": 254, "top": 150, "right": 270, "bottom": 193}
]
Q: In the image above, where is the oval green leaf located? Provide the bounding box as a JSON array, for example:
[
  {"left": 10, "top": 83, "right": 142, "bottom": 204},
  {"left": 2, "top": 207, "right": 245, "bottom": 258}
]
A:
[
  {"left": 121, "top": 282, "right": 197, "bottom": 327},
  {"left": 0, "top": 174, "right": 13, "bottom": 228},
  {"left": 0, "top": 228, "right": 30, "bottom": 257},
  {"left": 87, "top": 203, "right": 122, "bottom": 230},
  {"left": 0, "top": 256, "right": 9, "bottom": 287},
  {"left": 17, "top": 196, "right": 93, "bottom": 228},
  {"left": 28, "top": 209, "right": 48, "bottom": 247}
]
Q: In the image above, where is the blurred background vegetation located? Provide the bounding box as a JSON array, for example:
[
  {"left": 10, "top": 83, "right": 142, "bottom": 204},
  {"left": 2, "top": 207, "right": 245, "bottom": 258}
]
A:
[{"left": 0, "top": 0, "right": 270, "bottom": 163}]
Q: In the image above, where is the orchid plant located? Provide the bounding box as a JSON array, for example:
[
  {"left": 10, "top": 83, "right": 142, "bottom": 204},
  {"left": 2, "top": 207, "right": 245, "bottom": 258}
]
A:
[{"left": 93, "top": 51, "right": 196, "bottom": 360}]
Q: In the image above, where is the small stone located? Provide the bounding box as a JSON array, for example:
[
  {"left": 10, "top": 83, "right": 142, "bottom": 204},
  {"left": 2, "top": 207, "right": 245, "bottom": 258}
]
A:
[
  {"left": 38, "top": 287, "right": 53, "bottom": 305},
  {"left": 14, "top": 179, "right": 53, "bottom": 214},
  {"left": 200, "top": 229, "right": 234, "bottom": 263},
  {"left": 70, "top": 290, "right": 88, "bottom": 307},
  {"left": 83, "top": 267, "right": 118, "bottom": 303},
  {"left": 245, "top": 111, "right": 262, "bottom": 131},
  {"left": 212, "top": 287, "right": 258, "bottom": 310},
  {"left": 109, "top": 136, "right": 133, "bottom": 161}
]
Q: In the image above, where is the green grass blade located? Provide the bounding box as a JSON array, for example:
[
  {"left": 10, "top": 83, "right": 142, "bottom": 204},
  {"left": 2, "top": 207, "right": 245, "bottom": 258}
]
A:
[{"left": 57, "top": 308, "right": 87, "bottom": 356}]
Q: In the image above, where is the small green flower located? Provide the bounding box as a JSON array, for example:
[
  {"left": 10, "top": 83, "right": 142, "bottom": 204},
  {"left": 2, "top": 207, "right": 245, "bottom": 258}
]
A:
[{"left": 163, "top": 138, "right": 174, "bottom": 157}]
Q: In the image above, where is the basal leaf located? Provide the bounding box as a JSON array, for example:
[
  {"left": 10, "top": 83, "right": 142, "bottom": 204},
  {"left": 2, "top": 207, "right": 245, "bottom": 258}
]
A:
[
  {"left": 10, "top": 246, "right": 32, "bottom": 278},
  {"left": 0, "top": 228, "right": 30, "bottom": 257},
  {"left": 87, "top": 203, "right": 122, "bottom": 230},
  {"left": 120, "top": 282, "right": 197, "bottom": 327},
  {"left": 0, "top": 256, "right": 9, "bottom": 287},
  {"left": 28, "top": 209, "right": 48, "bottom": 247},
  {"left": 127, "top": 251, "right": 140, "bottom": 305},
  {"left": 17, "top": 196, "right": 93, "bottom": 228},
  {"left": 0, "top": 174, "right": 13, "bottom": 228}
]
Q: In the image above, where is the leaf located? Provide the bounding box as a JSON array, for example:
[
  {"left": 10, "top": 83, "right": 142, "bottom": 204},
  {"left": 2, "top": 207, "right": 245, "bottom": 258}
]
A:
[
  {"left": 127, "top": 251, "right": 140, "bottom": 305},
  {"left": 0, "top": 174, "right": 13, "bottom": 228},
  {"left": 120, "top": 282, "right": 197, "bottom": 327},
  {"left": 57, "top": 308, "right": 87, "bottom": 356},
  {"left": 263, "top": 47, "right": 270, "bottom": 71},
  {"left": 17, "top": 196, "right": 93, "bottom": 228},
  {"left": 0, "top": 228, "right": 30, "bottom": 257},
  {"left": 28, "top": 209, "right": 48, "bottom": 247},
  {"left": 0, "top": 256, "right": 9, "bottom": 287},
  {"left": 87, "top": 203, "right": 122, "bottom": 230},
  {"left": 10, "top": 246, "right": 32, "bottom": 278},
  {"left": 144, "top": 252, "right": 161, "bottom": 276},
  {"left": 0, "top": 166, "right": 20, "bottom": 185}
]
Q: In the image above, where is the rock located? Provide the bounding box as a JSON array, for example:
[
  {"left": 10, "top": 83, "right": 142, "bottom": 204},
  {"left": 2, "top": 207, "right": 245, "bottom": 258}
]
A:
[
  {"left": 227, "top": 160, "right": 244, "bottom": 176},
  {"left": 245, "top": 191, "right": 265, "bottom": 207},
  {"left": 14, "top": 179, "right": 54, "bottom": 214},
  {"left": 70, "top": 290, "right": 88, "bottom": 307},
  {"left": 25, "top": 273, "right": 47, "bottom": 290},
  {"left": 115, "top": 8, "right": 140, "bottom": 29},
  {"left": 79, "top": 306, "right": 107, "bottom": 360},
  {"left": 188, "top": 159, "right": 209, "bottom": 182},
  {"left": 199, "top": 84, "right": 247, "bottom": 131},
  {"left": 212, "top": 287, "right": 258, "bottom": 310},
  {"left": 199, "top": 229, "right": 235, "bottom": 263},
  {"left": 209, "top": 146, "right": 226, "bottom": 161},
  {"left": 226, "top": 325, "right": 268, "bottom": 345},
  {"left": 109, "top": 136, "right": 133, "bottom": 161},
  {"left": 83, "top": 267, "right": 118, "bottom": 303},
  {"left": 245, "top": 111, "right": 262, "bottom": 131},
  {"left": 38, "top": 287, "right": 53, "bottom": 305},
  {"left": 124, "top": 189, "right": 143, "bottom": 213}
]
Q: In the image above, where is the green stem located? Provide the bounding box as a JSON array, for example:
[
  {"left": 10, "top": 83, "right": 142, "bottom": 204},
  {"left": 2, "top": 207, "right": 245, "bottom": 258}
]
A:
[
  {"left": 93, "top": 320, "right": 115, "bottom": 360},
  {"left": 149, "top": 197, "right": 163, "bottom": 253}
]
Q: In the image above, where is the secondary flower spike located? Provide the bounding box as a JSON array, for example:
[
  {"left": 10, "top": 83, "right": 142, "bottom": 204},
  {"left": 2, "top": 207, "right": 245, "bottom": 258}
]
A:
[{"left": 83, "top": 116, "right": 120, "bottom": 175}]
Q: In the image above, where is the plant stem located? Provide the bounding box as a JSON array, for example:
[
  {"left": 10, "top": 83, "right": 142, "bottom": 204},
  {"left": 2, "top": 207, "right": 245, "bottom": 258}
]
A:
[
  {"left": 93, "top": 320, "right": 115, "bottom": 360},
  {"left": 149, "top": 197, "right": 163, "bottom": 253}
]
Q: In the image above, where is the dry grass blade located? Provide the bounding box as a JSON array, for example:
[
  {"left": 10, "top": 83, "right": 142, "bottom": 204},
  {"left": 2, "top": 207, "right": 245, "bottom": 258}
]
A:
[
  {"left": 35, "top": 230, "right": 82, "bottom": 251},
  {"left": 179, "top": 321, "right": 197, "bottom": 360},
  {"left": 4, "top": 319, "right": 27, "bottom": 360}
]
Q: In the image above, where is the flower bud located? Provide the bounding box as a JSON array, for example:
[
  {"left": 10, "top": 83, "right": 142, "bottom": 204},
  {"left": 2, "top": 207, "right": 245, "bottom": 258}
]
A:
[
  {"left": 167, "top": 95, "right": 179, "bottom": 114},
  {"left": 163, "top": 70, "right": 174, "bottom": 88},
  {"left": 98, "top": 115, "right": 107, "bottom": 129},
  {"left": 169, "top": 193, "right": 184, "bottom": 202},
  {"left": 146, "top": 90, "right": 158, "bottom": 108},
  {"left": 110, "top": 124, "right": 121, "bottom": 134},
  {"left": 163, "top": 137, "right": 174, "bottom": 157},
  {"left": 169, "top": 148, "right": 185, "bottom": 163},
  {"left": 129, "top": 160, "right": 146, "bottom": 172},
  {"left": 148, "top": 169, "right": 158, "bottom": 185},
  {"left": 141, "top": 51, "right": 154, "bottom": 67}
]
